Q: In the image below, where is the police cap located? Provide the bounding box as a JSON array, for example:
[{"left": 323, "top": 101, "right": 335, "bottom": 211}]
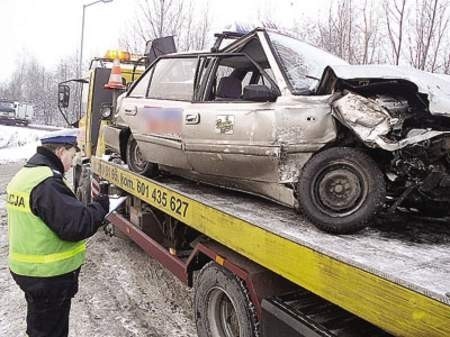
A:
[{"left": 40, "top": 128, "right": 80, "bottom": 151}]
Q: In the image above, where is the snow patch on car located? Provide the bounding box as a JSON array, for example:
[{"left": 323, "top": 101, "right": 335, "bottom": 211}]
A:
[{"left": 327, "top": 64, "right": 450, "bottom": 116}]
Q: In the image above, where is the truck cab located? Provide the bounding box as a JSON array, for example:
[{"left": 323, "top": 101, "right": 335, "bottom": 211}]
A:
[
  {"left": 57, "top": 50, "right": 146, "bottom": 201},
  {"left": 0, "top": 100, "right": 16, "bottom": 124},
  {"left": 0, "top": 99, "right": 33, "bottom": 126}
]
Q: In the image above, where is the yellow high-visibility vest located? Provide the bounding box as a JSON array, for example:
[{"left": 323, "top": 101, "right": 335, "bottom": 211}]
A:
[{"left": 6, "top": 166, "right": 86, "bottom": 277}]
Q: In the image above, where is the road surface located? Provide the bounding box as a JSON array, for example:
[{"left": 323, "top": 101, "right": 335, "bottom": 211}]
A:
[{"left": 0, "top": 161, "right": 197, "bottom": 337}]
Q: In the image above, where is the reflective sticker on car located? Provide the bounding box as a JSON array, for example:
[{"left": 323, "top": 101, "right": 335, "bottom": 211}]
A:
[
  {"left": 215, "top": 115, "right": 234, "bottom": 135},
  {"left": 142, "top": 106, "right": 183, "bottom": 137}
]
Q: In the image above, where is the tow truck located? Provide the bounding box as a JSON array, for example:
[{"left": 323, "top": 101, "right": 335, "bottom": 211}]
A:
[{"left": 57, "top": 35, "right": 450, "bottom": 337}]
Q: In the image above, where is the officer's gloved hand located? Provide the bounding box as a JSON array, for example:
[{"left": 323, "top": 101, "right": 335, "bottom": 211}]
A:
[{"left": 93, "top": 194, "right": 110, "bottom": 213}]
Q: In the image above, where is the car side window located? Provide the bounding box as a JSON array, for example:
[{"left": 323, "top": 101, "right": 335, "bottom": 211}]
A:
[
  {"left": 147, "top": 58, "right": 198, "bottom": 101},
  {"left": 128, "top": 68, "right": 153, "bottom": 98},
  {"left": 205, "top": 59, "right": 249, "bottom": 101},
  {"left": 214, "top": 67, "right": 254, "bottom": 96},
  {"left": 214, "top": 64, "right": 234, "bottom": 95},
  {"left": 242, "top": 72, "right": 253, "bottom": 87},
  {"left": 202, "top": 55, "right": 279, "bottom": 102}
]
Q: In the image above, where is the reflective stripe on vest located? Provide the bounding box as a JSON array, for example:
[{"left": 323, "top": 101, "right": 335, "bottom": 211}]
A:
[
  {"left": 6, "top": 166, "right": 86, "bottom": 277},
  {"left": 10, "top": 242, "right": 86, "bottom": 264}
]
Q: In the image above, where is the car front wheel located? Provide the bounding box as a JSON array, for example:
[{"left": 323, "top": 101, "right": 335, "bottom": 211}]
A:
[
  {"left": 126, "top": 135, "right": 159, "bottom": 177},
  {"left": 297, "top": 147, "right": 386, "bottom": 234}
]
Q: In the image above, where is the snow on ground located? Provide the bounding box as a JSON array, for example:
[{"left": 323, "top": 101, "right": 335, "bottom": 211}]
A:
[
  {"left": 0, "top": 162, "right": 196, "bottom": 337},
  {"left": 0, "top": 125, "right": 56, "bottom": 164}
]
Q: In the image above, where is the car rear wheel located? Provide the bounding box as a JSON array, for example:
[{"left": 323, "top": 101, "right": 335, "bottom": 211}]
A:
[
  {"left": 126, "top": 135, "right": 159, "bottom": 177},
  {"left": 297, "top": 147, "right": 386, "bottom": 234}
]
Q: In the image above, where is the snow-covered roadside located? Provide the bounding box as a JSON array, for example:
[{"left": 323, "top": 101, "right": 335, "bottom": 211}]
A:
[{"left": 0, "top": 125, "right": 54, "bottom": 164}]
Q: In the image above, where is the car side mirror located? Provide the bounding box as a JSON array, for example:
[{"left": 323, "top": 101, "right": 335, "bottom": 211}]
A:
[
  {"left": 243, "top": 84, "right": 278, "bottom": 102},
  {"left": 58, "top": 84, "right": 70, "bottom": 108}
]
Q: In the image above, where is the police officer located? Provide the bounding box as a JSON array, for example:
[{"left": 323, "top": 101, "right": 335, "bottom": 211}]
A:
[{"left": 6, "top": 129, "right": 109, "bottom": 337}]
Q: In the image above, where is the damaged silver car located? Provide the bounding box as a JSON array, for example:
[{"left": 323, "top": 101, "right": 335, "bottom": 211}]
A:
[{"left": 104, "top": 28, "right": 450, "bottom": 234}]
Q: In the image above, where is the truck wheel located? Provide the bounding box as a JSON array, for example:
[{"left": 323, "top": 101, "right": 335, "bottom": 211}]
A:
[
  {"left": 297, "top": 147, "right": 386, "bottom": 234},
  {"left": 195, "top": 262, "right": 259, "bottom": 337},
  {"left": 126, "top": 136, "right": 159, "bottom": 177}
]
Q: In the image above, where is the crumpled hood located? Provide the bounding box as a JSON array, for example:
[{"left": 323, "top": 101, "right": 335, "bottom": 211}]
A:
[{"left": 325, "top": 64, "right": 450, "bottom": 116}]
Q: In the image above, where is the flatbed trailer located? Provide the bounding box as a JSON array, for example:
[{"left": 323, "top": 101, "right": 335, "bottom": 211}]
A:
[{"left": 91, "top": 156, "right": 450, "bottom": 337}]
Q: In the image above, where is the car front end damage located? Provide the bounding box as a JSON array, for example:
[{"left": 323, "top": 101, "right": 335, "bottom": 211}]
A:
[{"left": 325, "top": 67, "right": 450, "bottom": 215}]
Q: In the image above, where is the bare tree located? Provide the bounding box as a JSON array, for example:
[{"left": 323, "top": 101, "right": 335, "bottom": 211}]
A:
[
  {"left": 3, "top": 57, "right": 27, "bottom": 101},
  {"left": 53, "top": 53, "right": 82, "bottom": 125},
  {"left": 118, "top": 29, "right": 144, "bottom": 55},
  {"left": 428, "top": 1, "right": 450, "bottom": 71},
  {"left": 118, "top": 0, "right": 184, "bottom": 52},
  {"left": 442, "top": 53, "right": 450, "bottom": 73},
  {"left": 354, "top": 0, "right": 383, "bottom": 64},
  {"left": 384, "top": 0, "right": 408, "bottom": 65},
  {"left": 141, "top": 0, "right": 184, "bottom": 42},
  {"left": 119, "top": 0, "right": 212, "bottom": 53},
  {"left": 409, "top": 0, "right": 450, "bottom": 71},
  {"left": 183, "top": 2, "right": 211, "bottom": 51},
  {"left": 315, "top": 0, "right": 355, "bottom": 63},
  {"left": 0, "top": 50, "right": 81, "bottom": 126}
]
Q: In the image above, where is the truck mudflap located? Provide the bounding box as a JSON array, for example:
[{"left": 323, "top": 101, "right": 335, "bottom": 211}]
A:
[{"left": 262, "top": 291, "right": 391, "bottom": 337}]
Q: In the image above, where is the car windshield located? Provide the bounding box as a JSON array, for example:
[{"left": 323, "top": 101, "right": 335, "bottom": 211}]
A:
[
  {"left": 0, "top": 101, "right": 15, "bottom": 110},
  {"left": 267, "top": 32, "right": 348, "bottom": 94}
]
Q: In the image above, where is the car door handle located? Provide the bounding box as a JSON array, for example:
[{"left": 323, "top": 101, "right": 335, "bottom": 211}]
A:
[
  {"left": 124, "top": 106, "right": 137, "bottom": 116},
  {"left": 185, "top": 113, "right": 200, "bottom": 125}
]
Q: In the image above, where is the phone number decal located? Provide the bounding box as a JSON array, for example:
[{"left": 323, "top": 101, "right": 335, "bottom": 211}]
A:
[
  {"left": 137, "top": 181, "right": 189, "bottom": 217},
  {"left": 95, "top": 160, "right": 190, "bottom": 219}
]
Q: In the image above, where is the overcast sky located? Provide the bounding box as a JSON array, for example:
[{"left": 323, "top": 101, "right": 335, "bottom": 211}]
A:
[{"left": 0, "top": 0, "right": 332, "bottom": 82}]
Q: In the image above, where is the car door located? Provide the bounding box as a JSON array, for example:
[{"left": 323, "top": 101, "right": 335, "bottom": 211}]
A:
[
  {"left": 120, "top": 56, "right": 199, "bottom": 170},
  {"left": 183, "top": 54, "right": 282, "bottom": 183}
]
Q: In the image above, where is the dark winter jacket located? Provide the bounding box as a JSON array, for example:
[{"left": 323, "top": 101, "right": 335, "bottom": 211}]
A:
[{"left": 26, "top": 146, "right": 107, "bottom": 241}]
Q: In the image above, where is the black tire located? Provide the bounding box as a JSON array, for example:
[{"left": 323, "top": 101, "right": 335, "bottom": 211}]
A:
[
  {"left": 126, "top": 135, "right": 159, "bottom": 177},
  {"left": 297, "top": 147, "right": 386, "bottom": 234},
  {"left": 195, "top": 262, "right": 259, "bottom": 337}
]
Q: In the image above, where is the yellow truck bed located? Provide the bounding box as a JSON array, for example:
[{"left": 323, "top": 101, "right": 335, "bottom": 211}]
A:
[{"left": 92, "top": 157, "right": 450, "bottom": 337}]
